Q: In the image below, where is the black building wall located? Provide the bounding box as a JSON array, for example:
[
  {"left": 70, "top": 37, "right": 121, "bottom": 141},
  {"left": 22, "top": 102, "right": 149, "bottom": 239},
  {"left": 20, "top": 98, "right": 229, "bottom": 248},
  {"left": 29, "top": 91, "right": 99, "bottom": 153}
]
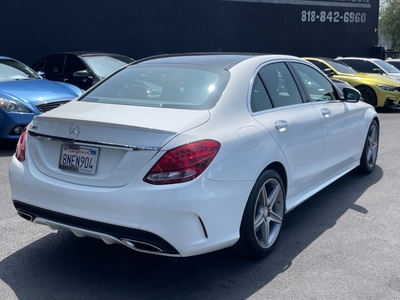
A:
[{"left": 1, "top": 0, "right": 379, "bottom": 65}]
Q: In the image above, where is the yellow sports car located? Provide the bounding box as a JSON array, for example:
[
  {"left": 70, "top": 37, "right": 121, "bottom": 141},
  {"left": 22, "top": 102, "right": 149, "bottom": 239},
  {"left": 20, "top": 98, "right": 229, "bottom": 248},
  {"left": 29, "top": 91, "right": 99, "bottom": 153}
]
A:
[{"left": 304, "top": 57, "right": 400, "bottom": 108}]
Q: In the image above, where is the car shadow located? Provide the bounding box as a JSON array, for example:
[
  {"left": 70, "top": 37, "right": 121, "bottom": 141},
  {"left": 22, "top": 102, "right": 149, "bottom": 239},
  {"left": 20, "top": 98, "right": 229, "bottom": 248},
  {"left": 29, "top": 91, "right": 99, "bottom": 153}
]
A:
[
  {"left": 375, "top": 107, "right": 400, "bottom": 114},
  {"left": 0, "top": 140, "right": 17, "bottom": 157},
  {"left": 0, "top": 166, "right": 383, "bottom": 300}
]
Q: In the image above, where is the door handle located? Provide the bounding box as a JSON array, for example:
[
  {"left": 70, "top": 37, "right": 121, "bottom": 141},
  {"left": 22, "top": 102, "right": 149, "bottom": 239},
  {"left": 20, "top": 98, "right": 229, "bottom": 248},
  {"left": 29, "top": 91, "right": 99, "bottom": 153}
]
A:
[
  {"left": 275, "top": 120, "right": 288, "bottom": 132},
  {"left": 321, "top": 108, "right": 331, "bottom": 118}
]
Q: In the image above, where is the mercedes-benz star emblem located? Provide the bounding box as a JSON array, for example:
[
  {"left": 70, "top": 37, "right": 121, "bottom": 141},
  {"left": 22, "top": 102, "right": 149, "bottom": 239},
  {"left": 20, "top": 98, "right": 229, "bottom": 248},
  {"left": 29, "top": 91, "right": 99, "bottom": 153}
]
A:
[{"left": 69, "top": 124, "right": 80, "bottom": 138}]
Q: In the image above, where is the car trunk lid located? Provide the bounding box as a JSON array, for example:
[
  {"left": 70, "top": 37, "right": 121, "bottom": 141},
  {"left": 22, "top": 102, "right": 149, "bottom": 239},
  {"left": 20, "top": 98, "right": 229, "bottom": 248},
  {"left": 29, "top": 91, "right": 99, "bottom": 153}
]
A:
[{"left": 27, "top": 101, "right": 210, "bottom": 187}]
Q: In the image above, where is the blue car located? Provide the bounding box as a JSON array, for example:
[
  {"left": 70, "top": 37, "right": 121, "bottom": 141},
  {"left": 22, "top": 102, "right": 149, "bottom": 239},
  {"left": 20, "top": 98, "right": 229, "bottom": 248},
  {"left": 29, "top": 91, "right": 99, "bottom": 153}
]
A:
[{"left": 0, "top": 56, "right": 82, "bottom": 140}]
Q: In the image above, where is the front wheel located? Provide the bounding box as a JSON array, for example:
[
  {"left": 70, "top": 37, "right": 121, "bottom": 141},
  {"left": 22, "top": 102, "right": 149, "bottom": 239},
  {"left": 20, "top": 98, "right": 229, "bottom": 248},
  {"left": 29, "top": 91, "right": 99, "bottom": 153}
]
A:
[
  {"left": 356, "top": 85, "right": 377, "bottom": 107},
  {"left": 236, "top": 169, "right": 285, "bottom": 258},
  {"left": 358, "top": 119, "right": 379, "bottom": 174}
]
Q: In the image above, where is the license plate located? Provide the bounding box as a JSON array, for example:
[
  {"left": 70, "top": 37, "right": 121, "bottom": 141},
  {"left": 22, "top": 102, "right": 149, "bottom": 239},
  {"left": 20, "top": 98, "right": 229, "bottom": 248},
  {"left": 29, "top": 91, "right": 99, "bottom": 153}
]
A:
[{"left": 59, "top": 144, "right": 99, "bottom": 174}]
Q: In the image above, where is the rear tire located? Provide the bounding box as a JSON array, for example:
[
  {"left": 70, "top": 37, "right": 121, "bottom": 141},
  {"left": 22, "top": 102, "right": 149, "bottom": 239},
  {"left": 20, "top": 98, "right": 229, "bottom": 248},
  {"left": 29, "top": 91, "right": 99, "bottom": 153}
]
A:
[
  {"left": 235, "top": 169, "right": 285, "bottom": 258},
  {"left": 358, "top": 119, "right": 379, "bottom": 174}
]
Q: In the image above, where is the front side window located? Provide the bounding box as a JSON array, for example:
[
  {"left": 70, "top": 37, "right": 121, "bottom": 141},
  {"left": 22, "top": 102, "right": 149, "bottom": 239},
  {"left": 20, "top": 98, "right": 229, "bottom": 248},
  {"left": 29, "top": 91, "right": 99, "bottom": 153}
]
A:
[
  {"left": 44, "top": 55, "right": 65, "bottom": 75},
  {"left": 64, "top": 57, "right": 87, "bottom": 76},
  {"left": 292, "top": 63, "right": 339, "bottom": 102},
  {"left": 81, "top": 64, "right": 230, "bottom": 110},
  {"left": 259, "top": 63, "right": 303, "bottom": 108}
]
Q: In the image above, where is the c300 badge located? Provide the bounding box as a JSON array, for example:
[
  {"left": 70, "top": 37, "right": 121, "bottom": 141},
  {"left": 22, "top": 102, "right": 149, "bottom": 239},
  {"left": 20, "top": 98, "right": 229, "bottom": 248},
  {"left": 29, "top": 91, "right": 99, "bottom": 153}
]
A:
[{"left": 69, "top": 124, "right": 80, "bottom": 138}]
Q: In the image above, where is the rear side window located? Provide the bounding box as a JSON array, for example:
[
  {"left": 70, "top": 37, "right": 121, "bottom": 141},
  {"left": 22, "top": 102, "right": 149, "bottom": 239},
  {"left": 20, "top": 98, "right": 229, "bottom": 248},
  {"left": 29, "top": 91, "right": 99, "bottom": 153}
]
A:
[
  {"left": 259, "top": 63, "right": 303, "bottom": 108},
  {"left": 250, "top": 75, "right": 273, "bottom": 112},
  {"left": 81, "top": 64, "right": 230, "bottom": 110}
]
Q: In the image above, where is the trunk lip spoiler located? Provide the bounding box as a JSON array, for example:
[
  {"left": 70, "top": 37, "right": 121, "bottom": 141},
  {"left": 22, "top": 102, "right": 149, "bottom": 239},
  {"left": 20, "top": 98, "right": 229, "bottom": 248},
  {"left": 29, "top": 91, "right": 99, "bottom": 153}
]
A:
[{"left": 28, "top": 130, "right": 161, "bottom": 151}]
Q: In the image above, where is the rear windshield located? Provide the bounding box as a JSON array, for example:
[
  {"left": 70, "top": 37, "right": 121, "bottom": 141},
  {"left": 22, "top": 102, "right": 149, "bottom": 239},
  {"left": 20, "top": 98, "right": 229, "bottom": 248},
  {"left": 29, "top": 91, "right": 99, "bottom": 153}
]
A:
[
  {"left": 327, "top": 60, "right": 357, "bottom": 74},
  {"left": 80, "top": 63, "right": 230, "bottom": 110}
]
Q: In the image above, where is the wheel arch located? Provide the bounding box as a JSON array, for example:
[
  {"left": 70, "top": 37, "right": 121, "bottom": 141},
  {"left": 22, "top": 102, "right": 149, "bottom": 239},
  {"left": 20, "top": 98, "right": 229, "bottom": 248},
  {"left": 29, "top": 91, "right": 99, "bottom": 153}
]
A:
[
  {"left": 360, "top": 114, "right": 380, "bottom": 143},
  {"left": 354, "top": 84, "right": 378, "bottom": 107},
  {"left": 241, "top": 160, "right": 288, "bottom": 216},
  {"left": 263, "top": 161, "right": 288, "bottom": 199},
  {"left": 357, "top": 117, "right": 380, "bottom": 174},
  {"left": 234, "top": 161, "right": 288, "bottom": 257},
  {"left": 373, "top": 116, "right": 380, "bottom": 129}
]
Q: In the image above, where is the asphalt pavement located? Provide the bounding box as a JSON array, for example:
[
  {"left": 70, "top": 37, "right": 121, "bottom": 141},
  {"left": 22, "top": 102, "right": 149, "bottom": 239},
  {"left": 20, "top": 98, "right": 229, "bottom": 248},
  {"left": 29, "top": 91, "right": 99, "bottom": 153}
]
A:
[{"left": 1, "top": 109, "right": 399, "bottom": 300}]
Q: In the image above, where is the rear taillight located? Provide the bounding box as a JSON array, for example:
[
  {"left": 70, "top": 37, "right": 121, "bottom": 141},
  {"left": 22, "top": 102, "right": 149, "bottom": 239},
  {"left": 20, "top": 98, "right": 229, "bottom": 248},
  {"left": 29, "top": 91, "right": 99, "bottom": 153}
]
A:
[
  {"left": 144, "top": 139, "right": 221, "bottom": 185},
  {"left": 15, "top": 127, "right": 27, "bottom": 162}
]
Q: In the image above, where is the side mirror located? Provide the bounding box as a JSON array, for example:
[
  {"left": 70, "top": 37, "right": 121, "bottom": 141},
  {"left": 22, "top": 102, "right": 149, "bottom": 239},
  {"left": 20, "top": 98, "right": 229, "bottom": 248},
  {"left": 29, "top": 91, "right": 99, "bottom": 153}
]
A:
[
  {"left": 73, "top": 70, "right": 94, "bottom": 83},
  {"left": 73, "top": 70, "right": 91, "bottom": 78},
  {"left": 372, "top": 68, "right": 384, "bottom": 75},
  {"left": 322, "top": 68, "right": 335, "bottom": 77},
  {"left": 343, "top": 87, "right": 361, "bottom": 102}
]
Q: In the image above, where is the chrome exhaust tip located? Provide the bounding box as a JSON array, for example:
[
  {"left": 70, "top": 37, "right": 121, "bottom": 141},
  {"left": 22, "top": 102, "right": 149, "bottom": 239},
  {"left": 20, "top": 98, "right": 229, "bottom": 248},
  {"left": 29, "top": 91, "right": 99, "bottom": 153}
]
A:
[
  {"left": 17, "top": 211, "right": 34, "bottom": 222},
  {"left": 120, "top": 238, "right": 164, "bottom": 254}
]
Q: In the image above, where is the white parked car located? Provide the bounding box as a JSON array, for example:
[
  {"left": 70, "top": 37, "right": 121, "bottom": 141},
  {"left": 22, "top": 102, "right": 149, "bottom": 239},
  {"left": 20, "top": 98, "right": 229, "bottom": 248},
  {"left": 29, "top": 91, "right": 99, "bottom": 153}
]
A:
[
  {"left": 336, "top": 57, "right": 400, "bottom": 80},
  {"left": 9, "top": 53, "right": 379, "bottom": 258},
  {"left": 386, "top": 58, "right": 400, "bottom": 70}
]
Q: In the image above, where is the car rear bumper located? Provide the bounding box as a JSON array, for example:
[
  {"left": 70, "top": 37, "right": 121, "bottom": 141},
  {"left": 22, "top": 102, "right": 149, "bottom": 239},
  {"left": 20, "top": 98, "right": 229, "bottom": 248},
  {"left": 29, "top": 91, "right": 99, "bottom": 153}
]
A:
[
  {"left": 9, "top": 155, "right": 254, "bottom": 257},
  {"left": 13, "top": 200, "right": 181, "bottom": 256}
]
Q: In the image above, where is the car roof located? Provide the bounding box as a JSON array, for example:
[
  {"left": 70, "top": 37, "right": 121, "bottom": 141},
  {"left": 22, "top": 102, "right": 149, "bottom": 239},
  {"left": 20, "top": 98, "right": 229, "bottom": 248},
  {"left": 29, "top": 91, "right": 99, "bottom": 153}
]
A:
[
  {"left": 44, "top": 51, "right": 131, "bottom": 58},
  {"left": 304, "top": 57, "right": 349, "bottom": 66},
  {"left": 135, "top": 52, "right": 296, "bottom": 70},
  {"left": 337, "top": 57, "right": 382, "bottom": 62},
  {"left": 32, "top": 52, "right": 135, "bottom": 65},
  {"left": 0, "top": 56, "right": 15, "bottom": 60},
  {"left": 304, "top": 57, "right": 334, "bottom": 62}
]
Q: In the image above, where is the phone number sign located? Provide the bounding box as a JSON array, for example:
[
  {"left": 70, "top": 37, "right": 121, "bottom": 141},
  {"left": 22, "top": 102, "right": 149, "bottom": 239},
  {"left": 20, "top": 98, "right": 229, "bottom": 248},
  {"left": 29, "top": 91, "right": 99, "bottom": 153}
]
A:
[
  {"left": 222, "top": 0, "right": 370, "bottom": 8},
  {"left": 301, "top": 10, "right": 366, "bottom": 23},
  {"left": 222, "top": 0, "right": 372, "bottom": 24}
]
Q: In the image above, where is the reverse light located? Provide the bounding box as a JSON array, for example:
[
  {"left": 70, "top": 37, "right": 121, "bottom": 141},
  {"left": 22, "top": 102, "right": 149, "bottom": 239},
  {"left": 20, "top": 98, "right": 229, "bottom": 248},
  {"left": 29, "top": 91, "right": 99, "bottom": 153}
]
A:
[
  {"left": 15, "top": 127, "right": 27, "bottom": 162},
  {"left": 144, "top": 139, "right": 221, "bottom": 185}
]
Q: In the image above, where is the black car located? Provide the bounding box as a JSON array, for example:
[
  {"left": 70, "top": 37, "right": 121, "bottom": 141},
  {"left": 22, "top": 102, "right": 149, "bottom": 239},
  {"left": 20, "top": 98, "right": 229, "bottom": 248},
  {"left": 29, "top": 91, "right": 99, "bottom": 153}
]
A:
[{"left": 31, "top": 52, "right": 134, "bottom": 90}]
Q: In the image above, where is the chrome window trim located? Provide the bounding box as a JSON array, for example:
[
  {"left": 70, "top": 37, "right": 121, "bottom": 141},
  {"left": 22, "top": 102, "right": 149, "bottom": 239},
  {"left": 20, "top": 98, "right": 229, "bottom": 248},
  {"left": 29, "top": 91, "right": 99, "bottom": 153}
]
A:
[{"left": 28, "top": 130, "right": 160, "bottom": 151}]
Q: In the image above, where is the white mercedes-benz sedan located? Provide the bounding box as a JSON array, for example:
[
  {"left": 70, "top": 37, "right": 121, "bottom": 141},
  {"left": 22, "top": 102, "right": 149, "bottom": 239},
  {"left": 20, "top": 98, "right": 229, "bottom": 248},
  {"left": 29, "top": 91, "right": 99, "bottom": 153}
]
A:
[{"left": 9, "top": 53, "right": 379, "bottom": 258}]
